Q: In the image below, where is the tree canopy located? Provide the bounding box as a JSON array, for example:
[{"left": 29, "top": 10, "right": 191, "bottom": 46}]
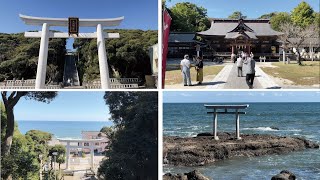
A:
[
  {"left": 169, "top": 2, "right": 210, "bottom": 32},
  {"left": 228, "top": 11, "right": 247, "bottom": 19},
  {"left": 100, "top": 126, "right": 114, "bottom": 139},
  {"left": 291, "top": 1, "right": 315, "bottom": 27},
  {"left": 0, "top": 33, "right": 66, "bottom": 82},
  {"left": 269, "top": 12, "right": 292, "bottom": 31},
  {"left": 73, "top": 29, "right": 157, "bottom": 83},
  {"left": 258, "top": 12, "right": 277, "bottom": 19},
  {"left": 1, "top": 104, "right": 53, "bottom": 179},
  {"left": 98, "top": 92, "right": 158, "bottom": 180},
  {"left": 1, "top": 91, "right": 57, "bottom": 156},
  {"left": 49, "top": 144, "right": 66, "bottom": 169},
  {"left": 1, "top": 92, "right": 57, "bottom": 179}
]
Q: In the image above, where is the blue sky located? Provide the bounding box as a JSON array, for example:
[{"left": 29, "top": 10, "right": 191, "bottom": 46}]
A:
[
  {"left": 166, "top": 0, "right": 319, "bottom": 18},
  {"left": 163, "top": 91, "right": 320, "bottom": 103},
  {"left": 0, "top": 0, "right": 158, "bottom": 49},
  {"left": 12, "top": 91, "right": 110, "bottom": 121}
]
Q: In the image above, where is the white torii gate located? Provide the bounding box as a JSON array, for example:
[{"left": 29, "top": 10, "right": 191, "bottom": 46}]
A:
[
  {"left": 59, "top": 139, "right": 103, "bottom": 170},
  {"left": 19, "top": 14, "right": 124, "bottom": 89},
  {"left": 205, "top": 104, "right": 249, "bottom": 140}
]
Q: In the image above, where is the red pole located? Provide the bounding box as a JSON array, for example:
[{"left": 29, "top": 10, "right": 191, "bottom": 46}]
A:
[{"left": 162, "top": 9, "right": 172, "bottom": 89}]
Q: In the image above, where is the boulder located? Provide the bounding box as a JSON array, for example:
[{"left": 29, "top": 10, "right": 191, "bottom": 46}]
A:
[
  {"left": 163, "top": 170, "right": 211, "bottom": 180},
  {"left": 271, "top": 170, "right": 296, "bottom": 180}
]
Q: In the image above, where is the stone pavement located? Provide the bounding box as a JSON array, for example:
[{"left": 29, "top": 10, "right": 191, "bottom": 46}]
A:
[{"left": 207, "top": 63, "right": 281, "bottom": 89}]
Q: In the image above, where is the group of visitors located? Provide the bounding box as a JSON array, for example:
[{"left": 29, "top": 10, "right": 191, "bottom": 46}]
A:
[
  {"left": 180, "top": 55, "right": 203, "bottom": 86},
  {"left": 180, "top": 51, "right": 255, "bottom": 89},
  {"left": 236, "top": 51, "right": 256, "bottom": 89}
]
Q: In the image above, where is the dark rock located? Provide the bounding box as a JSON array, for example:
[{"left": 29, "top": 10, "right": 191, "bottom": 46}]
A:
[
  {"left": 163, "top": 170, "right": 211, "bottom": 180},
  {"left": 271, "top": 170, "right": 296, "bottom": 180},
  {"left": 186, "top": 170, "right": 210, "bottom": 180},
  {"left": 163, "top": 173, "right": 187, "bottom": 180},
  {"left": 164, "top": 133, "right": 319, "bottom": 166},
  {"left": 270, "top": 126, "right": 280, "bottom": 130}
]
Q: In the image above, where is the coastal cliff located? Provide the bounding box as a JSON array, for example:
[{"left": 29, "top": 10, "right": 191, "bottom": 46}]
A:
[{"left": 163, "top": 132, "right": 319, "bottom": 166}]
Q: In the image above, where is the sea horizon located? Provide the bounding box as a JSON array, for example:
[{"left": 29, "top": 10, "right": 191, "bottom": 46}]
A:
[{"left": 16, "top": 120, "right": 113, "bottom": 139}]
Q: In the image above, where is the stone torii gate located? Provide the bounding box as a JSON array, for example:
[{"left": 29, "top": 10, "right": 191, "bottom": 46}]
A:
[
  {"left": 19, "top": 14, "right": 124, "bottom": 89},
  {"left": 204, "top": 104, "right": 249, "bottom": 140}
]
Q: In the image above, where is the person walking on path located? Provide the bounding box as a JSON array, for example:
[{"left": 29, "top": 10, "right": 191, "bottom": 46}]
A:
[
  {"left": 231, "top": 53, "right": 236, "bottom": 63},
  {"left": 180, "top": 54, "right": 192, "bottom": 86},
  {"left": 250, "top": 52, "right": 254, "bottom": 59},
  {"left": 236, "top": 55, "right": 243, "bottom": 77},
  {"left": 243, "top": 57, "right": 255, "bottom": 89},
  {"left": 195, "top": 56, "right": 204, "bottom": 85}
]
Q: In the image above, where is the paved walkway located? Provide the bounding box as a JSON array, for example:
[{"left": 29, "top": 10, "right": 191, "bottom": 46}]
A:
[{"left": 207, "top": 63, "right": 281, "bottom": 89}]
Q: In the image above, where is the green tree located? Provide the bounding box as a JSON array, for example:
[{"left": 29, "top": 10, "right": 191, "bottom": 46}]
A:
[
  {"left": 169, "top": 2, "right": 210, "bottom": 32},
  {"left": 25, "top": 130, "right": 52, "bottom": 163},
  {"left": 258, "top": 12, "right": 277, "bottom": 19},
  {"left": 49, "top": 144, "right": 66, "bottom": 170},
  {"left": 1, "top": 104, "right": 39, "bottom": 179},
  {"left": 100, "top": 126, "right": 115, "bottom": 138},
  {"left": 228, "top": 11, "right": 247, "bottom": 19},
  {"left": 74, "top": 29, "right": 157, "bottom": 84},
  {"left": 291, "top": 1, "right": 315, "bottom": 27},
  {"left": 97, "top": 92, "right": 158, "bottom": 180},
  {"left": 0, "top": 33, "right": 66, "bottom": 82},
  {"left": 1, "top": 91, "right": 57, "bottom": 157},
  {"left": 270, "top": 12, "right": 292, "bottom": 31},
  {"left": 314, "top": 12, "right": 320, "bottom": 28}
]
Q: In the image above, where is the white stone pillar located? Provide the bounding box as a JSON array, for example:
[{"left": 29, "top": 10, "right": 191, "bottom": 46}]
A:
[
  {"left": 97, "top": 24, "right": 110, "bottom": 89},
  {"left": 235, "top": 110, "right": 241, "bottom": 140},
  {"left": 213, "top": 109, "right": 219, "bottom": 140},
  {"left": 90, "top": 143, "right": 94, "bottom": 169},
  {"left": 35, "top": 23, "right": 50, "bottom": 89},
  {"left": 66, "top": 142, "right": 70, "bottom": 170}
]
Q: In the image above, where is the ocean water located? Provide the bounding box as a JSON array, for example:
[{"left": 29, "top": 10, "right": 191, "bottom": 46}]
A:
[
  {"left": 17, "top": 120, "right": 113, "bottom": 139},
  {"left": 163, "top": 102, "right": 320, "bottom": 180}
]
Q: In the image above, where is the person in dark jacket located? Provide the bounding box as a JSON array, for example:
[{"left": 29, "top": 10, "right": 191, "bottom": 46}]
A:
[{"left": 195, "top": 56, "right": 204, "bottom": 85}]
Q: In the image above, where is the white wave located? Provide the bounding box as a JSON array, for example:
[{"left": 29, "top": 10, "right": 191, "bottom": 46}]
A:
[
  {"left": 243, "top": 127, "right": 301, "bottom": 132},
  {"left": 243, "top": 127, "right": 279, "bottom": 131}
]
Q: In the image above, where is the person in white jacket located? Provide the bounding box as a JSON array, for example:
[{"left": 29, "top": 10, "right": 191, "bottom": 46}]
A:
[
  {"left": 180, "top": 54, "right": 192, "bottom": 86},
  {"left": 236, "top": 55, "right": 243, "bottom": 77}
]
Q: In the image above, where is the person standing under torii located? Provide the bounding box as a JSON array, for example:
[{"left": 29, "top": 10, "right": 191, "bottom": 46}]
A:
[{"left": 180, "top": 54, "right": 193, "bottom": 86}]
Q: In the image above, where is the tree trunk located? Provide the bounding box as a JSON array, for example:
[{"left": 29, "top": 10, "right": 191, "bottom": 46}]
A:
[
  {"left": 2, "top": 107, "right": 14, "bottom": 156},
  {"left": 1, "top": 91, "right": 24, "bottom": 157},
  {"left": 297, "top": 51, "right": 302, "bottom": 65}
]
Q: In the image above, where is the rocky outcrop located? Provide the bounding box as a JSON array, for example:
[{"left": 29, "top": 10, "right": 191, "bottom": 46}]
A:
[
  {"left": 271, "top": 170, "right": 296, "bottom": 180},
  {"left": 164, "top": 132, "right": 319, "bottom": 166},
  {"left": 163, "top": 170, "right": 211, "bottom": 180}
]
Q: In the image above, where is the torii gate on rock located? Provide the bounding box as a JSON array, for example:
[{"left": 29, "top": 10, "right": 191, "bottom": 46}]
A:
[
  {"left": 205, "top": 104, "right": 249, "bottom": 140},
  {"left": 19, "top": 14, "right": 124, "bottom": 89}
]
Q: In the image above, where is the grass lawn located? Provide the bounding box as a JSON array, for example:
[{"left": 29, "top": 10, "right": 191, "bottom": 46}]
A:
[
  {"left": 165, "top": 65, "right": 224, "bottom": 85},
  {"left": 261, "top": 61, "right": 320, "bottom": 86}
]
